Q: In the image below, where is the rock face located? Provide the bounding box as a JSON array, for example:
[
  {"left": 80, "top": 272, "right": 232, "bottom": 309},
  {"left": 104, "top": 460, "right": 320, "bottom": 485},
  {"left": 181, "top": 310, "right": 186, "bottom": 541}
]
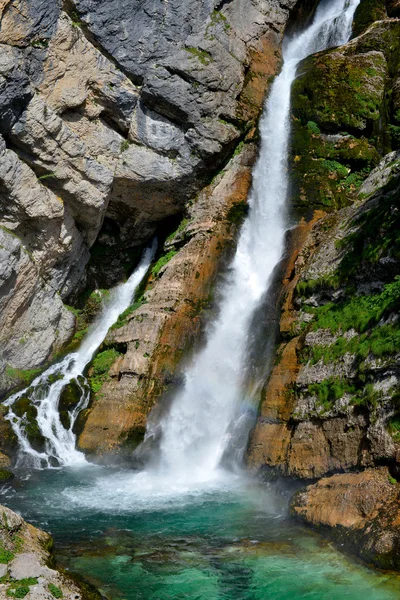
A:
[
  {"left": 291, "top": 468, "right": 400, "bottom": 571},
  {"left": 248, "top": 16, "right": 400, "bottom": 481},
  {"left": 0, "top": 0, "right": 301, "bottom": 398},
  {"left": 248, "top": 150, "right": 400, "bottom": 479},
  {"left": 0, "top": 503, "right": 97, "bottom": 599},
  {"left": 78, "top": 143, "right": 257, "bottom": 458}
]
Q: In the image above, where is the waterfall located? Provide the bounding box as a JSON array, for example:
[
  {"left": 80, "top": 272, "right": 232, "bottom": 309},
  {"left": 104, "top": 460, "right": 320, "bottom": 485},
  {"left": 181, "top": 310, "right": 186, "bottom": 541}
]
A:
[
  {"left": 3, "top": 0, "right": 359, "bottom": 479},
  {"left": 145, "top": 0, "right": 360, "bottom": 482},
  {"left": 3, "top": 242, "right": 156, "bottom": 469}
]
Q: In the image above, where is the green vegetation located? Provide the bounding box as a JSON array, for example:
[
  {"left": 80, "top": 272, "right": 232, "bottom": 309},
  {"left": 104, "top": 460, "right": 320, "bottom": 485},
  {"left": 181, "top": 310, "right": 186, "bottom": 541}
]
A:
[
  {"left": 5, "top": 366, "right": 42, "bottom": 388},
  {"left": 307, "top": 377, "right": 356, "bottom": 410},
  {"left": 38, "top": 172, "right": 56, "bottom": 181},
  {"left": 388, "top": 415, "right": 400, "bottom": 442},
  {"left": 48, "top": 583, "right": 63, "bottom": 598},
  {"left": 352, "top": 0, "right": 387, "bottom": 37},
  {"left": 31, "top": 38, "right": 49, "bottom": 49},
  {"left": 338, "top": 192, "right": 400, "bottom": 279},
  {"left": 166, "top": 218, "right": 190, "bottom": 243},
  {"left": 6, "top": 579, "right": 38, "bottom": 598},
  {"left": 70, "top": 9, "right": 82, "bottom": 27},
  {"left": 0, "top": 543, "right": 14, "bottom": 564},
  {"left": 0, "top": 470, "right": 13, "bottom": 484},
  {"left": 210, "top": 10, "right": 230, "bottom": 30},
  {"left": 185, "top": 47, "right": 213, "bottom": 66},
  {"left": 307, "top": 278, "right": 400, "bottom": 334},
  {"left": 307, "top": 121, "right": 321, "bottom": 135},
  {"left": 303, "top": 324, "right": 400, "bottom": 369},
  {"left": 226, "top": 200, "right": 248, "bottom": 225},
  {"left": 120, "top": 140, "right": 130, "bottom": 153},
  {"left": 110, "top": 297, "right": 147, "bottom": 330},
  {"left": 88, "top": 349, "right": 122, "bottom": 393},
  {"left": 151, "top": 250, "right": 177, "bottom": 277}
]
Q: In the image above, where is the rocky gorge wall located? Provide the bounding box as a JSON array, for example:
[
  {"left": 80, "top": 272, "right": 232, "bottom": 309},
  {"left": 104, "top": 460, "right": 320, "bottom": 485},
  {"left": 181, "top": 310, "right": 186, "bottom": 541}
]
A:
[
  {"left": 0, "top": 0, "right": 311, "bottom": 461},
  {"left": 248, "top": 0, "right": 400, "bottom": 570}
]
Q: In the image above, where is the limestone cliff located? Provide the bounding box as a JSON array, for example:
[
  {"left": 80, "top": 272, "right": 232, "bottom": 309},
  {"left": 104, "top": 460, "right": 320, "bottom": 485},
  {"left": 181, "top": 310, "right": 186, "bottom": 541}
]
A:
[
  {"left": 0, "top": 0, "right": 303, "bottom": 402},
  {"left": 247, "top": 0, "right": 400, "bottom": 570},
  {"left": 0, "top": 0, "right": 314, "bottom": 459}
]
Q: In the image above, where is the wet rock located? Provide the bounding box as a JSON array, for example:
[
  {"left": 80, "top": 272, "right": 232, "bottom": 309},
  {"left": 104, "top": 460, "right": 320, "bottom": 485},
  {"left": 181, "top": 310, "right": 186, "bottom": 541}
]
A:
[
  {"left": 0, "top": 503, "right": 98, "bottom": 599},
  {"left": 78, "top": 144, "right": 257, "bottom": 459},
  {"left": 291, "top": 467, "right": 400, "bottom": 570}
]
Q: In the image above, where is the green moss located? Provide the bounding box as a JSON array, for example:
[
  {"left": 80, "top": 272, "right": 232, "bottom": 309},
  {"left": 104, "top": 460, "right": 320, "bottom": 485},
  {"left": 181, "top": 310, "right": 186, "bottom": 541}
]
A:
[
  {"left": 290, "top": 117, "right": 378, "bottom": 210},
  {"left": 120, "top": 140, "right": 130, "bottom": 152},
  {"left": 352, "top": 0, "right": 387, "bottom": 37},
  {"left": 88, "top": 349, "right": 122, "bottom": 394},
  {"left": 292, "top": 51, "right": 385, "bottom": 133},
  {"left": 151, "top": 250, "right": 177, "bottom": 277},
  {"left": 48, "top": 584, "right": 63, "bottom": 598},
  {"left": 185, "top": 47, "right": 213, "bottom": 66}
]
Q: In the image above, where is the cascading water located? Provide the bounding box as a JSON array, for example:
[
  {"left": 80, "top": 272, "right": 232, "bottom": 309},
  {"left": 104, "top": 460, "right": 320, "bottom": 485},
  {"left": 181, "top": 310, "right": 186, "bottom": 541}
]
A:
[
  {"left": 144, "top": 0, "right": 361, "bottom": 483},
  {"left": 2, "top": 0, "right": 359, "bottom": 483},
  {"left": 3, "top": 242, "right": 156, "bottom": 469}
]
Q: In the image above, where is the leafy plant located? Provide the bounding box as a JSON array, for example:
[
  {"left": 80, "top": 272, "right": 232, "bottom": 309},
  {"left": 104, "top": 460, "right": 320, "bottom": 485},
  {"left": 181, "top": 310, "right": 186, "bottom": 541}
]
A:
[{"left": 48, "top": 583, "right": 63, "bottom": 598}]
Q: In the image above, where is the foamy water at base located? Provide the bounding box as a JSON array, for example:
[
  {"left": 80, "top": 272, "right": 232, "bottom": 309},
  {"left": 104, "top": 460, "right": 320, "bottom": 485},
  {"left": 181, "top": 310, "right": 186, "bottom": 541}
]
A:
[{"left": 2, "top": 467, "right": 400, "bottom": 600}]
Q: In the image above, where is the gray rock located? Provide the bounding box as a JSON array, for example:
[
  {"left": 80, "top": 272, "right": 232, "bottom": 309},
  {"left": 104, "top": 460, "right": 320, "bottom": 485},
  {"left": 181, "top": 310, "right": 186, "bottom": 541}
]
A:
[
  {"left": 359, "top": 150, "right": 400, "bottom": 198},
  {"left": 0, "top": 564, "right": 7, "bottom": 578},
  {"left": 9, "top": 553, "right": 44, "bottom": 580}
]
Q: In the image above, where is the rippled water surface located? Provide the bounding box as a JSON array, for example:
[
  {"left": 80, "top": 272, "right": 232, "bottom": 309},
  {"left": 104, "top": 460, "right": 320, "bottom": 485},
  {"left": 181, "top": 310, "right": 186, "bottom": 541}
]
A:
[{"left": 2, "top": 466, "right": 400, "bottom": 600}]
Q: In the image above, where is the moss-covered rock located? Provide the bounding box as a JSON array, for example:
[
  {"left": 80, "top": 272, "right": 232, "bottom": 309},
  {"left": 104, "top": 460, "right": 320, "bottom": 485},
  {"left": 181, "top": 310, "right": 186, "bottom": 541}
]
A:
[
  {"left": 289, "top": 21, "right": 400, "bottom": 211},
  {"left": 0, "top": 469, "right": 13, "bottom": 484},
  {"left": 353, "top": 0, "right": 387, "bottom": 37},
  {"left": 59, "top": 379, "right": 86, "bottom": 429},
  {"left": 292, "top": 51, "right": 386, "bottom": 135}
]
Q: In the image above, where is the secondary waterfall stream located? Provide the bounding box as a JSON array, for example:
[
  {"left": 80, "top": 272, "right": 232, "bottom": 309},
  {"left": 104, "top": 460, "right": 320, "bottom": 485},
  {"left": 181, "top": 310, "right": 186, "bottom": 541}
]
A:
[{"left": 3, "top": 242, "right": 156, "bottom": 468}]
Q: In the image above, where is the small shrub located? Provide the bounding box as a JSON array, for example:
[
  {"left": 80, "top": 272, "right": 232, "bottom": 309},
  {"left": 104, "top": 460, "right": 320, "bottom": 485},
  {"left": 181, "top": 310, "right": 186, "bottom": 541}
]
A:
[
  {"left": 151, "top": 251, "right": 177, "bottom": 277},
  {"left": 307, "top": 121, "right": 321, "bottom": 135},
  {"left": 7, "top": 587, "right": 30, "bottom": 598},
  {"left": 48, "top": 583, "right": 63, "bottom": 598},
  {"left": 0, "top": 543, "right": 14, "bottom": 564},
  {"left": 226, "top": 200, "right": 248, "bottom": 225}
]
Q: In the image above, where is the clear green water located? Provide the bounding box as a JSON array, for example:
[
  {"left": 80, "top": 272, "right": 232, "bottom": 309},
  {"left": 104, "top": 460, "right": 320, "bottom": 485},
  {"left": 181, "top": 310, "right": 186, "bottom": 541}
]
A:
[{"left": 1, "top": 466, "right": 400, "bottom": 600}]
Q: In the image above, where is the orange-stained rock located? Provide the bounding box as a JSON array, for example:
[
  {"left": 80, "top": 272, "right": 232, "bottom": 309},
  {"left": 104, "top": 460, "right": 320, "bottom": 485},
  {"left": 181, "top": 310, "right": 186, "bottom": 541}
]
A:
[
  {"left": 78, "top": 146, "right": 256, "bottom": 459},
  {"left": 291, "top": 467, "right": 400, "bottom": 570},
  {"left": 247, "top": 211, "right": 325, "bottom": 472}
]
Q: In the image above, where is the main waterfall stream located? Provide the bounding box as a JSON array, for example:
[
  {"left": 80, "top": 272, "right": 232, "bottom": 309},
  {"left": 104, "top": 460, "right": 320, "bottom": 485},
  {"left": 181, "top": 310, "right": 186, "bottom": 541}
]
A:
[{"left": 2, "top": 0, "right": 400, "bottom": 598}]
